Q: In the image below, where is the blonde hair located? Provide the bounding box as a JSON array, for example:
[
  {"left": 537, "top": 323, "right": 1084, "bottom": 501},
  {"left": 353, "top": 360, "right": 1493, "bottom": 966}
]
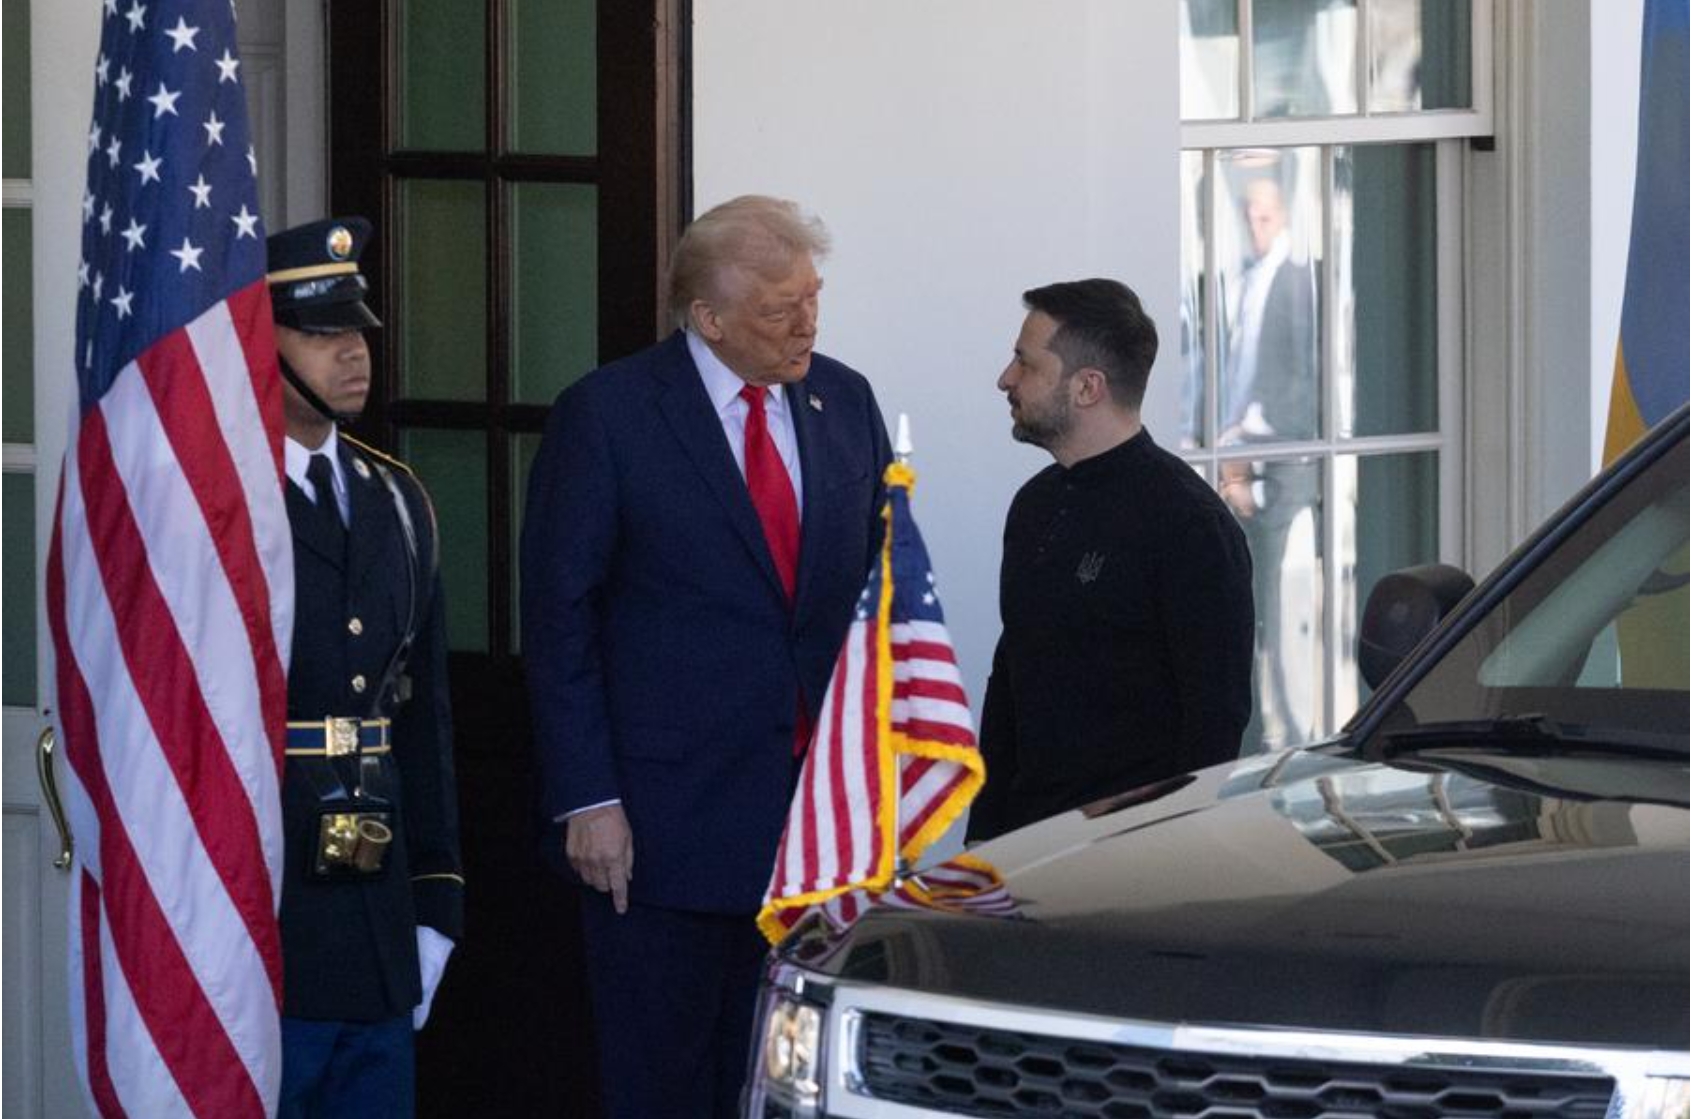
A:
[{"left": 667, "top": 195, "right": 830, "bottom": 327}]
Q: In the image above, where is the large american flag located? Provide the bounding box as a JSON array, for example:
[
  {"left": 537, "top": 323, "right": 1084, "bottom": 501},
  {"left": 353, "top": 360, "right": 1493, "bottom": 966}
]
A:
[
  {"left": 758, "top": 463, "right": 986, "bottom": 943},
  {"left": 45, "top": 2, "right": 291, "bottom": 1115}
]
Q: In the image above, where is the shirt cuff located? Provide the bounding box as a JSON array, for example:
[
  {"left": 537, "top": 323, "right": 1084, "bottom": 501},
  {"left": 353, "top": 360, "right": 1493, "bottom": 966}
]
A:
[{"left": 556, "top": 797, "right": 621, "bottom": 823}]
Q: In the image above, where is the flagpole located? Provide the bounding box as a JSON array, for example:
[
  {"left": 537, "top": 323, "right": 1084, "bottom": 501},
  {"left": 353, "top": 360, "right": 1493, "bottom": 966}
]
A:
[{"left": 892, "top": 413, "right": 913, "bottom": 883}]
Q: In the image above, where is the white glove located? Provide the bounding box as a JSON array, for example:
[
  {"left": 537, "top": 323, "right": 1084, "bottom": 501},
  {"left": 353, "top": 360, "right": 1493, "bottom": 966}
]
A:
[{"left": 413, "top": 926, "right": 455, "bottom": 1030}]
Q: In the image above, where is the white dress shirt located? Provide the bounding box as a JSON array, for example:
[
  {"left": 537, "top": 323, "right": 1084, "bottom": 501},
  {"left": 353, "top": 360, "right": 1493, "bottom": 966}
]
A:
[
  {"left": 686, "top": 329, "right": 804, "bottom": 515},
  {"left": 284, "top": 426, "right": 350, "bottom": 525}
]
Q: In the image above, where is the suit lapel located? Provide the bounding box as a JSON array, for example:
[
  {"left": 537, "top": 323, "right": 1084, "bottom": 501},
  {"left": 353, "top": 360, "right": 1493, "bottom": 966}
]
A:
[
  {"left": 789, "top": 378, "right": 828, "bottom": 617},
  {"left": 652, "top": 334, "right": 788, "bottom": 601},
  {"left": 286, "top": 478, "right": 346, "bottom": 571}
]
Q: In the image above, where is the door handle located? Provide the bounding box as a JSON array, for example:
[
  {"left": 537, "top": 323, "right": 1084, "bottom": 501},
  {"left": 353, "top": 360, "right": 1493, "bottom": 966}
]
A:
[{"left": 35, "top": 726, "right": 73, "bottom": 871}]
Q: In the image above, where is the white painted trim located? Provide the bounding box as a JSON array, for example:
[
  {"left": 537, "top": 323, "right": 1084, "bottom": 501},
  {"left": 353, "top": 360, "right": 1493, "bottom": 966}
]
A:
[
  {"left": 2, "top": 179, "right": 32, "bottom": 207},
  {"left": 1436, "top": 139, "right": 1467, "bottom": 570},
  {"left": 1183, "top": 110, "right": 1491, "bottom": 150},
  {"left": 2, "top": 444, "right": 37, "bottom": 472}
]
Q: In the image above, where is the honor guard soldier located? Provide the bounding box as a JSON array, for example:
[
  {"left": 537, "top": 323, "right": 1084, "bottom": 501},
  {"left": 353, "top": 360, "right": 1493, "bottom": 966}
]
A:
[{"left": 268, "top": 217, "right": 463, "bottom": 1118}]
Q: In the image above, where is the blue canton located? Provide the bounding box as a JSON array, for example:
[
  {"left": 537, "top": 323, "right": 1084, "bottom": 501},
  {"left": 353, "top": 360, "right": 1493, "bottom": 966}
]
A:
[{"left": 77, "top": 0, "right": 266, "bottom": 407}]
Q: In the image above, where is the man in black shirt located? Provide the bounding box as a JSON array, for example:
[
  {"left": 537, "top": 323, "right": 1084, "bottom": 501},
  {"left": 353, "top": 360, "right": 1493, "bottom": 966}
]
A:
[{"left": 966, "top": 279, "right": 1255, "bottom": 843}]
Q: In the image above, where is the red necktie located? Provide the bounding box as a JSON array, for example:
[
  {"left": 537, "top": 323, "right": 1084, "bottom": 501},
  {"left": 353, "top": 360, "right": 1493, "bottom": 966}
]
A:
[{"left": 740, "top": 385, "right": 800, "bottom": 602}]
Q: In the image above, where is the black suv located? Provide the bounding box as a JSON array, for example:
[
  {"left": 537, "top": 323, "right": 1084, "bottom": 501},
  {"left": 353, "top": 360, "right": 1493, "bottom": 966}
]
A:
[{"left": 747, "top": 407, "right": 1689, "bottom": 1119}]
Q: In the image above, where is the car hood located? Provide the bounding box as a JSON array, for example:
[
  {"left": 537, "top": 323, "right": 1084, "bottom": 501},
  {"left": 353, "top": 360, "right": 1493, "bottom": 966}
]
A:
[{"left": 782, "top": 747, "right": 1690, "bottom": 1049}]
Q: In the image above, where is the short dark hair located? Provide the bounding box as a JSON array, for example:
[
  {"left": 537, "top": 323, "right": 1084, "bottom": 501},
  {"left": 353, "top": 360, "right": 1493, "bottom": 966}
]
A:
[{"left": 1021, "top": 279, "right": 1158, "bottom": 410}]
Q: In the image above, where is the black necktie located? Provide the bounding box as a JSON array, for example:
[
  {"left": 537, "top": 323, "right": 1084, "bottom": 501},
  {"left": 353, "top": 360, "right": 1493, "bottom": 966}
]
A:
[{"left": 306, "top": 452, "right": 346, "bottom": 542}]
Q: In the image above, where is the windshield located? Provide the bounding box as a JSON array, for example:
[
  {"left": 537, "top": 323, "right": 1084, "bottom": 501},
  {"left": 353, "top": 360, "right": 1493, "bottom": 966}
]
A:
[{"left": 1365, "top": 431, "right": 1688, "bottom": 754}]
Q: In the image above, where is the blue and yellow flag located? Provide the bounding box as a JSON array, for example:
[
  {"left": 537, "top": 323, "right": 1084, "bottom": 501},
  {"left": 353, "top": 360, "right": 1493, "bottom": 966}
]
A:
[{"left": 1604, "top": 0, "right": 1689, "bottom": 464}]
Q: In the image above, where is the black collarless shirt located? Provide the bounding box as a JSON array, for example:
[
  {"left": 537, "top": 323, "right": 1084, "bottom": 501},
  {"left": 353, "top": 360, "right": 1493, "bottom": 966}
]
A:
[{"left": 967, "top": 429, "right": 1255, "bottom": 841}]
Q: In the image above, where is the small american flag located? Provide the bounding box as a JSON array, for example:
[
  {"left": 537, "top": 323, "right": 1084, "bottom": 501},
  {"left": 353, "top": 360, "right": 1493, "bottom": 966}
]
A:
[
  {"left": 759, "top": 463, "right": 986, "bottom": 943},
  {"left": 46, "top": 2, "right": 291, "bottom": 1116}
]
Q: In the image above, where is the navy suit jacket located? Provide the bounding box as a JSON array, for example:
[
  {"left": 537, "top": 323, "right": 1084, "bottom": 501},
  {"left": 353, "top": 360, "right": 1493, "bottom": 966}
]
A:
[{"left": 521, "top": 331, "right": 892, "bottom": 914}]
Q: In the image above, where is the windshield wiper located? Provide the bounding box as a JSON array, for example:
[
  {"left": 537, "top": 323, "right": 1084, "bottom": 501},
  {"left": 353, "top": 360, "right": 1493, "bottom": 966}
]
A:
[{"left": 1374, "top": 713, "right": 1685, "bottom": 759}]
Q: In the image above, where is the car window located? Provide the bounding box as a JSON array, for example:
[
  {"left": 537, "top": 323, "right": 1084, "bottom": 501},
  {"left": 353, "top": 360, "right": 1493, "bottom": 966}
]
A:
[{"left": 1379, "top": 433, "right": 1688, "bottom": 747}]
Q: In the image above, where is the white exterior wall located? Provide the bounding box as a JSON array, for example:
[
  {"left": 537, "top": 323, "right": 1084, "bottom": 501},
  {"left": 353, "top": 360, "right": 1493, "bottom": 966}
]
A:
[
  {"left": 1590, "top": 0, "right": 1646, "bottom": 471},
  {"left": 694, "top": 1, "right": 1183, "bottom": 704}
]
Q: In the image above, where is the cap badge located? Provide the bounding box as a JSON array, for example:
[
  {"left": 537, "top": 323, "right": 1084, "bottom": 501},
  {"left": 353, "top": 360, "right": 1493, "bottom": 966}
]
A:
[{"left": 325, "top": 225, "right": 355, "bottom": 261}]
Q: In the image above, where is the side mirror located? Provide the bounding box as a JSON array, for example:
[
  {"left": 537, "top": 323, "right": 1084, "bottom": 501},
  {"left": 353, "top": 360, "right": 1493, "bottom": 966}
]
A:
[{"left": 1358, "top": 564, "right": 1476, "bottom": 690}]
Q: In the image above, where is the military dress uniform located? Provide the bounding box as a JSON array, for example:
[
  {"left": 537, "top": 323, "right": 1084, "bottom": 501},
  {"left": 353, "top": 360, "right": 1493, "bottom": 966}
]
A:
[
  {"left": 268, "top": 217, "right": 463, "bottom": 1119},
  {"left": 281, "top": 433, "right": 461, "bottom": 1018}
]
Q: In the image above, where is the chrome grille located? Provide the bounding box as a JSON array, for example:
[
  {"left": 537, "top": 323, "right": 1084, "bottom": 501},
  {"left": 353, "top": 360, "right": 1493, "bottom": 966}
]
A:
[{"left": 856, "top": 1012, "right": 1616, "bottom": 1117}]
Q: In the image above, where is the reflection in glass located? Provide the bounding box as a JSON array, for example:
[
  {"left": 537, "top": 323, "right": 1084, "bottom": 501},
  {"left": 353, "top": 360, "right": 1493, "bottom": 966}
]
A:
[
  {"left": 3, "top": 471, "right": 37, "bottom": 706},
  {"left": 1334, "top": 451, "right": 1439, "bottom": 715},
  {"left": 1180, "top": 0, "right": 1240, "bottom": 120},
  {"left": 1369, "top": 0, "right": 1472, "bottom": 113},
  {"left": 509, "top": 0, "right": 596, "bottom": 155},
  {"left": 1217, "top": 147, "right": 1322, "bottom": 449},
  {"left": 511, "top": 433, "right": 542, "bottom": 650},
  {"left": 397, "top": 0, "right": 485, "bottom": 151},
  {"left": 1178, "top": 151, "right": 1208, "bottom": 450},
  {"left": 1276, "top": 770, "right": 1588, "bottom": 875},
  {"left": 1333, "top": 145, "right": 1438, "bottom": 438},
  {"left": 1220, "top": 456, "right": 1324, "bottom": 753},
  {"left": 398, "top": 180, "right": 487, "bottom": 402},
  {"left": 511, "top": 183, "right": 598, "bottom": 405},
  {"left": 1252, "top": 0, "right": 1358, "bottom": 118},
  {"left": 1378, "top": 437, "right": 1687, "bottom": 737},
  {"left": 3, "top": 207, "right": 34, "bottom": 443},
  {"left": 401, "top": 429, "right": 488, "bottom": 653}
]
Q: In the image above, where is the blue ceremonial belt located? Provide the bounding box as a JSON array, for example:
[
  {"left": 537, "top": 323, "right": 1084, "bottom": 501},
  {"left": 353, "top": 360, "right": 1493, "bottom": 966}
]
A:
[{"left": 285, "top": 717, "right": 391, "bottom": 757}]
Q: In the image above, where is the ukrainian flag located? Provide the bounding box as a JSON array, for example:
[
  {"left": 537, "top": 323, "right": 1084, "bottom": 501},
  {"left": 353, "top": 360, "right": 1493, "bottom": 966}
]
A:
[{"left": 1604, "top": 0, "right": 1689, "bottom": 464}]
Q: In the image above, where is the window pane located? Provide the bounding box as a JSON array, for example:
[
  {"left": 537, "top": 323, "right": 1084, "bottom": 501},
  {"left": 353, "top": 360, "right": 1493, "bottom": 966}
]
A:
[
  {"left": 1221, "top": 454, "right": 1324, "bottom": 753},
  {"left": 1368, "top": 0, "right": 1472, "bottom": 113},
  {"left": 1178, "top": 151, "right": 1208, "bottom": 450},
  {"left": 1180, "top": 0, "right": 1240, "bottom": 121},
  {"left": 1253, "top": 0, "right": 1359, "bottom": 118},
  {"left": 510, "top": 432, "right": 542, "bottom": 651},
  {"left": 2, "top": 0, "right": 29, "bottom": 178},
  {"left": 1217, "top": 147, "right": 1322, "bottom": 448},
  {"left": 1333, "top": 451, "right": 1439, "bottom": 714},
  {"left": 1333, "top": 144, "right": 1437, "bottom": 438},
  {"left": 511, "top": 183, "right": 597, "bottom": 405},
  {"left": 397, "top": 180, "right": 487, "bottom": 401},
  {"left": 509, "top": 0, "right": 596, "bottom": 155},
  {"left": 3, "top": 207, "right": 33, "bottom": 443},
  {"left": 4, "top": 472, "right": 36, "bottom": 706},
  {"left": 397, "top": 0, "right": 485, "bottom": 151},
  {"left": 401, "top": 429, "right": 488, "bottom": 653}
]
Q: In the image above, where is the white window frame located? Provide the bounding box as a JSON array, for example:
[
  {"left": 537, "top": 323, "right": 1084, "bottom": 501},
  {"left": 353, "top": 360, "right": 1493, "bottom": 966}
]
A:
[{"left": 1177, "top": 0, "right": 1490, "bottom": 743}]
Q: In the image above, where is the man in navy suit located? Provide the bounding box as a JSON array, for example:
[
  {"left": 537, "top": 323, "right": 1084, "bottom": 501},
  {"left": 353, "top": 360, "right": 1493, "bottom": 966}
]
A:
[{"left": 521, "top": 195, "right": 892, "bottom": 1118}]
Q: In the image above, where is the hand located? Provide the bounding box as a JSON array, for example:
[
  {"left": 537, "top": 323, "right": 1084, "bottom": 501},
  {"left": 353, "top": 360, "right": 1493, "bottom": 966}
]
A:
[
  {"left": 413, "top": 926, "right": 454, "bottom": 1030},
  {"left": 567, "top": 803, "right": 634, "bottom": 914},
  {"left": 1220, "top": 464, "right": 1259, "bottom": 519}
]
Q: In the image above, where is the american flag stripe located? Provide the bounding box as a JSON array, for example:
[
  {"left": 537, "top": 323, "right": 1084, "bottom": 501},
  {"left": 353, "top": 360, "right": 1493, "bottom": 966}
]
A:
[
  {"left": 759, "top": 464, "right": 987, "bottom": 942},
  {"left": 74, "top": 877, "right": 124, "bottom": 1118},
  {"left": 68, "top": 402, "right": 282, "bottom": 990},
  {"left": 51, "top": 433, "right": 278, "bottom": 1115}
]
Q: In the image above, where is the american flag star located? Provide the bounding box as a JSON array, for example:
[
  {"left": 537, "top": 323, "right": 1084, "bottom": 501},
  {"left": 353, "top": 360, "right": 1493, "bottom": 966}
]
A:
[{"left": 55, "top": 2, "right": 288, "bottom": 1115}]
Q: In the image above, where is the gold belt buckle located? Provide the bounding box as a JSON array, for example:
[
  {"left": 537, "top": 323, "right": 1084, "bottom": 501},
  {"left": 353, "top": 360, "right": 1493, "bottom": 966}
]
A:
[{"left": 326, "top": 717, "right": 360, "bottom": 757}]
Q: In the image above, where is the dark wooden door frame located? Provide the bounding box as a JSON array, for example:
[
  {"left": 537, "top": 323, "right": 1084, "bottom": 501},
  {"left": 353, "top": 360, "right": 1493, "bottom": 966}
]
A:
[{"left": 324, "top": 3, "right": 689, "bottom": 1114}]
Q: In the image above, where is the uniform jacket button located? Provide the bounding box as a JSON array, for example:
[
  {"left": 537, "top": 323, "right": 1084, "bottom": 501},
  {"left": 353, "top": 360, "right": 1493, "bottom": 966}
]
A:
[
  {"left": 351, "top": 674, "right": 367, "bottom": 694},
  {"left": 348, "top": 617, "right": 363, "bottom": 636}
]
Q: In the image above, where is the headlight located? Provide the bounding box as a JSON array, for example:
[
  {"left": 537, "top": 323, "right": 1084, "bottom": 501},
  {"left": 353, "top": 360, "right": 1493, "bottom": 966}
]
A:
[{"left": 746, "top": 987, "right": 824, "bottom": 1118}]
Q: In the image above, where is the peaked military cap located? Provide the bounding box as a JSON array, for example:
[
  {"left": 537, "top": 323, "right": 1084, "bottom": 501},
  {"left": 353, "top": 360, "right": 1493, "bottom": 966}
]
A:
[{"left": 266, "top": 216, "right": 383, "bottom": 333}]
